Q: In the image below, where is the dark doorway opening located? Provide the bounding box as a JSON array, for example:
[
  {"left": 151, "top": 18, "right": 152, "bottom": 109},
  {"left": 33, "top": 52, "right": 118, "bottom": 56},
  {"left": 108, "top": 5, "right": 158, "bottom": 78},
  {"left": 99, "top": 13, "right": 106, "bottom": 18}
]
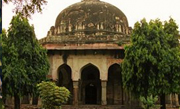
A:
[
  {"left": 80, "top": 63, "right": 101, "bottom": 105},
  {"left": 85, "top": 83, "right": 97, "bottom": 104},
  {"left": 57, "top": 64, "right": 73, "bottom": 105},
  {"left": 107, "top": 63, "right": 124, "bottom": 105}
]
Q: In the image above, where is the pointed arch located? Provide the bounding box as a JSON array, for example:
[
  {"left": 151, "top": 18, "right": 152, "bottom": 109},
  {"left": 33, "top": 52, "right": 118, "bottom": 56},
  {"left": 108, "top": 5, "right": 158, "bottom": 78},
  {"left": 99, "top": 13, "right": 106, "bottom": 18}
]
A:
[
  {"left": 57, "top": 64, "right": 73, "bottom": 104},
  {"left": 81, "top": 63, "right": 100, "bottom": 80},
  {"left": 107, "top": 63, "right": 124, "bottom": 105},
  {"left": 57, "top": 64, "right": 72, "bottom": 86},
  {"left": 80, "top": 63, "right": 101, "bottom": 105}
]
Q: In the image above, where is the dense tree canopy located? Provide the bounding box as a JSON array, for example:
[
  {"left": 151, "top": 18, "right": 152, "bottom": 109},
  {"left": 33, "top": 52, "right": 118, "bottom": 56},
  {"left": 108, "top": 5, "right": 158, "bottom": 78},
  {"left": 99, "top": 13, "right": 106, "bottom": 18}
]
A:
[
  {"left": 121, "top": 18, "right": 180, "bottom": 109},
  {"left": 2, "top": 14, "right": 49, "bottom": 109}
]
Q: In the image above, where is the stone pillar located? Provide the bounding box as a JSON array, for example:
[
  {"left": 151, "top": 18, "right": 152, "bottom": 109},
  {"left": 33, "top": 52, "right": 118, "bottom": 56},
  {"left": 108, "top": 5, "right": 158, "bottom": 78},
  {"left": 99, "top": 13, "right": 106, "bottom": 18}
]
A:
[
  {"left": 166, "top": 94, "right": 172, "bottom": 104},
  {"left": 101, "top": 81, "right": 107, "bottom": 105},
  {"left": 175, "top": 94, "right": 179, "bottom": 106},
  {"left": 73, "top": 81, "right": 79, "bottom": 105},
  {"left": 179, "top": 94, "right": 180, "bottom": 104},
  {"left": 172, "top": 94, "right": 179, "bottom": 106}
]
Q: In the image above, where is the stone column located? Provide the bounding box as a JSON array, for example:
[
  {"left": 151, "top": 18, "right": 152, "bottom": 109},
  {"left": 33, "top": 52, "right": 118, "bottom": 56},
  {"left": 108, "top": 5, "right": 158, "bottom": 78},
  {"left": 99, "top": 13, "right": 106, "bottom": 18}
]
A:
[
  {"left": 73, "top": 81, "right": 79, "bottom": 105},
  {"left": 101, "top": 81, "right": 107, "bottom": 105},
  {"left": 172, "top": 94, "right": 179, "bottom": 106},
  {"left": 175, "top": 94, "right": 179, "bottom": 106},
  {"left": 166, "top": 94, "right": 172, "bottom": 104}
]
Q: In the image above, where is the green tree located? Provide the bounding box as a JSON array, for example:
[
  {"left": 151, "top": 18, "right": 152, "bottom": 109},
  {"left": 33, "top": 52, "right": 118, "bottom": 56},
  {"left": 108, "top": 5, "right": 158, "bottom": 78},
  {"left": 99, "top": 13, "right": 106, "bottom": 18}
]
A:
[
  {"left": 164, "top": 18, "right": 180, "bottom": 47},
  {"left": 37, "top": 81, "right": 70, "bottom": 109},
  {"left": 3, "top": 0, "right": 47, "bottom": 18},
  {"left": 2, "top": 14, "right": 49, "bottom": 109},
  {"left": 0, "top": 29, "right": 6, "bottom": 109},
  {"left": 121, "top": 18, "right": 180, "bottom": 109}
]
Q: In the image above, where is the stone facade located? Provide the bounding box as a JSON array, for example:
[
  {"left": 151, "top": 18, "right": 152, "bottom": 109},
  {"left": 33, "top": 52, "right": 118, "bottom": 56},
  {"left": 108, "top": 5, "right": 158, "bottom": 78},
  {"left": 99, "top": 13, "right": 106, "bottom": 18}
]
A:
[
  {"left": 43, "top": 46, "right": 144, "bottom": 108},
  {"left": 46, "top": 47, "right": 124, "bottom": 104},
  {"left": 38, "top": 0, "right": 180, "bottom": 108}
]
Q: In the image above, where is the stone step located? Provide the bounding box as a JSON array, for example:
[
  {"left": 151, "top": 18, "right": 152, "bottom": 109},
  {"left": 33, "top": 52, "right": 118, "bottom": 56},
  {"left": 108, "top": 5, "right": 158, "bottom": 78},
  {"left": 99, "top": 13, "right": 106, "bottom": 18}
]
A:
[{"left": 61, "top": 105, "right": 127, "bottom": 109}]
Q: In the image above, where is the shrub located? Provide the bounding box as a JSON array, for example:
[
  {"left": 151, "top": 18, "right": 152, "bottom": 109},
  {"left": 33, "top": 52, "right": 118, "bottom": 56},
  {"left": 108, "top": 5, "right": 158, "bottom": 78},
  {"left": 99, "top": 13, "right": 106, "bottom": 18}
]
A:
[
  {"left": 37, "top": 81, "right": 70, "bottom": 109},
  {"left": 140, "top": 95, "right": 161, "bottom": 109}
]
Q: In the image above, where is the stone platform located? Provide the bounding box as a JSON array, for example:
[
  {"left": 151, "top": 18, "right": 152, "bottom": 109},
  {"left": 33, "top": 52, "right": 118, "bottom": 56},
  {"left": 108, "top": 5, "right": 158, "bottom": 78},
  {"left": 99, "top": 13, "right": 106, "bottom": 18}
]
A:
[
  {"left": 62, "top": 105, "right": 137, "bottom": 109},
  {"left": 4, "top": 104, "right": 179, "bottom": 109}
]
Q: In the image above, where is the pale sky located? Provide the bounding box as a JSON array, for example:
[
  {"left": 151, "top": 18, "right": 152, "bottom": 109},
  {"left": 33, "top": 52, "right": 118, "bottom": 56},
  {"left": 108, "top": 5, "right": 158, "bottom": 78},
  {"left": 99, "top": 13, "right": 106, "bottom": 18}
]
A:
[{"left": 2, "top": 0, "right": 180, "bottom": 39}]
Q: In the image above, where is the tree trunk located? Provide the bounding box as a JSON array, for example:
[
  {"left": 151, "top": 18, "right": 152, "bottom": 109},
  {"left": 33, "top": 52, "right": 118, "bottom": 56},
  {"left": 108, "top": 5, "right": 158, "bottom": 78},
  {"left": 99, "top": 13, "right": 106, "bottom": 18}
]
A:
[
  {"left": 160, "top": 94, "right": 166, "bottom": 109},
  {"left": 32, "top": 95, "right": 38, "bottom": 105},
  {"left": 14, "top": 93, "right": 20, "bottom": 109}
]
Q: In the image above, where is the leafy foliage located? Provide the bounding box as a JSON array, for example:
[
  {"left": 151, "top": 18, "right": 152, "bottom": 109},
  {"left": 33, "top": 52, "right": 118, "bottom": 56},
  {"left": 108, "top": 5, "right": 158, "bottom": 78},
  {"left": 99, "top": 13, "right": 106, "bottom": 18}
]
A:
[
  {"left": 37, "top": 81, "right": 70, "bottom": 109},
  {"left": 140, "top": 95, "right": 160, "bottom": 109},
  {"left": 122, "top": 18, "right": 180, "bottom": 98},
  {"left": 164, "top": 18, "right": 180, "bottom": 47},
  {"left": 2, "top": 14, "right": 49, "bottom": 109},
  {"left": 3, "top": 0, "right": 47, "bottom": 18}
]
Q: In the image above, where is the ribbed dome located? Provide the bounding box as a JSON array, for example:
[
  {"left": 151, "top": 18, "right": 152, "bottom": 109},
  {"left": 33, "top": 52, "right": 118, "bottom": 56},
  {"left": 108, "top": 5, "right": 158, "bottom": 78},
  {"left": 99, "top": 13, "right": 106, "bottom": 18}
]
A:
[
  {"left": 54, "top": 0, "right": 129, "bottom": 35},
  {"left": 41, "top": 0, "right": 131, "bottom": 44}
]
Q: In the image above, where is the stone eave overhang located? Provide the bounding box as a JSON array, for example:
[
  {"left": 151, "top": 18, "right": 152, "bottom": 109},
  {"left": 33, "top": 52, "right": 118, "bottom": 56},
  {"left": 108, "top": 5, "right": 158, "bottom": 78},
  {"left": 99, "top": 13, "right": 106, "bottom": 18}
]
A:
[{"left": 45, "top": 46, "right": 124, "bottom": 51}]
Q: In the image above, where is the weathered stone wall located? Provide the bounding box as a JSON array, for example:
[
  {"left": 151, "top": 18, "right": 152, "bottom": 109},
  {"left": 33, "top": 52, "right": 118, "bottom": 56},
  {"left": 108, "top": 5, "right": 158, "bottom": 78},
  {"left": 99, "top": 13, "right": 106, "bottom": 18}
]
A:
[{"left": 49, "top": 52, "right": 123, "bottom": 81}]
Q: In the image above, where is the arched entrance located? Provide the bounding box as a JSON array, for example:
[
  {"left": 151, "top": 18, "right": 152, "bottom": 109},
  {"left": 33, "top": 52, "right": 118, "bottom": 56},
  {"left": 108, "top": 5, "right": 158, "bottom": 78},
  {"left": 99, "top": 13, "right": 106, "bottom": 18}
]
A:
[
  {"left": 107, "top": 63, "right": 124, "bottom": 105},
  {"left": 57, "top": 64, "right": 73, "bottom": 104},
  {"left": 80, "top": 63, "right": 101, "bottom": 105},
  {"left": 85, "top": 83, "right": 97, "bottom": 104}
]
